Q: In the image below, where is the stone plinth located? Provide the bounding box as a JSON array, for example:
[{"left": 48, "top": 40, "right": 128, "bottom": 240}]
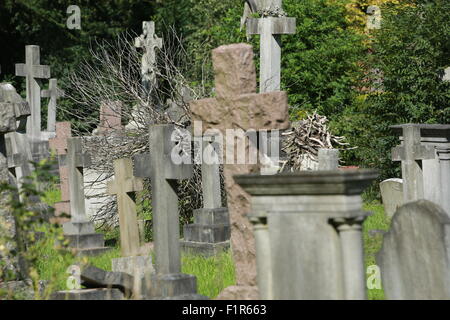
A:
[{"left": 234, "top": 169, "right": 378, "bottom": 300}]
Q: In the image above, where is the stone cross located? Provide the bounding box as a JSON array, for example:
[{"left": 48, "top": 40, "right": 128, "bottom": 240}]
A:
[
  {"left": 66, "top": 137, "right": 92, "bottom": 223},
  {"left": 135, "top": 21, "right": 163, "bottom": 92},
  {"left": 133, "top": 125, "right": 192, "bottom": 275},
  {"left": 107, "top": 158, "right": 143, "bottom": 257},
  {"left": 133, "top": 125, "right": 203, "bottom": 299},
  {"left": 49, "top": 122, "right": 72, "bottom": 218},
  {"left": 15, "top": 45, "right": 51, "bottom": 142},
  {"left": 245, "top": 0, "right": 296, "bottom": 93},
  {"left": 41, "top": 79, "right": 64, "bottom": 133},
  {"left": 190, "top": 43, "right": 290, "bottom": 298},
  {"left": 391, "top": 125, "right": 435, "bottom": 202}
]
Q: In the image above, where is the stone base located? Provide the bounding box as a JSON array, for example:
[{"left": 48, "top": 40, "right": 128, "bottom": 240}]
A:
[
  {"left": 180, "top": 240, "right": 230, "bottom": 257},
  {"left": 63, "top": 221, "right": 95, "bottom": 235},
  {"left": 112, "top": 255, "right": 154, "bottom": 279},
  {"left": 145, "top": 273, "right": 201, "bottom": 299},
  {"left": 150, "top": 293, "right": 209, "bottom": 300},
  {"left": 65, "top": 233, "right": 105, "bottom": 249},
  {"left": 51, "top": 288, "right": 124, "bottom": 300}
]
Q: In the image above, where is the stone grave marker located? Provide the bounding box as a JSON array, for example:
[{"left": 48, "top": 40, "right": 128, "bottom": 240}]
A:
[
  {"left": 379, "top": 178, "right": 403, "bottom": 218},
  {"left": 135, "top": 21, "right": 163, "bottom": 93},
  {"left": 181, "top": 134, "right": 231, "bottom": 257},
  {"left": 235, "top": 169, "right": 378, "bottom": 299},
  {"left": 62, "top": 137, "right": 110, "bottom": 256},
  {"left": 107, "top": 157, "right": 154, "bottom": 298},
  {"left": 133, "top": 124, "right": 206, "bottom": 299},
  {"left": 377, "top": 200, "right": 450, "bottom": 299},
  {"left": 15, "top": 45, "right": 52, "bottom": 160},
  {"left": 48, "top": 121, "right": 72, "bottom": 223},
  {"left": 0, "top": 82, "right": 32, "bottom": 280},
  {"left": 190, "top": 43, "right": 290, "bottom": 299},
  {"left": 41, "top": 78, "right": 64, "bottom": 133},
  {"left": 391, "top": 124, "right": 450, "bottom": 215},
  {"left": 318, "top": 148, "right": 340, "bottom": 170}
]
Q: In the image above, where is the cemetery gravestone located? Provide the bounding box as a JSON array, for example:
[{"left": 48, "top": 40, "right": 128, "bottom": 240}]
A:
[
  {"left": 108, "top": 158, "right": 154, "bottom": 298},
  {"left": 377, "top": 200, "right": 450, "bottom": 299},
  {"left": 15, "top": 45, "right": 51, "bottom": 160},
  {"left": 41, "top": 78, "right": 64, "bottom": 133},
  {"left": 0, "top": 82, "right": 32, "bottom": 280},
  {"left": 190, "top": 43, "right": 290, "bottom": 299},
  {"left": 181, "top": 135, "right": 231, "bottom": 257},
  {"left": 62, "top": 137, "right": 110, "bottom": 256},
  {"left": 392, "top": 124, "right": 450, "bottom": 215},
  {"left": 133, "top": 125, "right": 205, "bottom": 299},
  {"left": 235, "top": 170, "right": 378, "bottom": 299},
  {"left": 135, "top": 21, "right": 163, "bottom": 93},
  {"left": 379, "top": 178, "right": 403, "bottom": 218},
  {"left": 49, "top": 122, "right": 72, "bottom": 223}
]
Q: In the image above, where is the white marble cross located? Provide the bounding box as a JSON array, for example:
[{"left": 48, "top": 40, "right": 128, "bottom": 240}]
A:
[
  {"left": 41, "top": 78, "right": 64, "bottom": 133},
  {"left": 134, "top": 21, "right": 163, "bottom": 92},
  {"left": 15, "top": 45, "right": 51, "bottom": 142}
]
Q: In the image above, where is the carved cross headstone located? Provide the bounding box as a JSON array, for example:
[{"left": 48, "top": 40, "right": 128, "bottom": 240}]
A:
[
  {"left": 135, "top": 21, "right": 163, "bottom": 92},
  {"left": 41, "top": 79, "right": 64, "bottom": 133},
  {"left": 245, "top": 0, "right": 296, "bottom": 93},
  {"left": 15, "top": 45, "right": 51, "bottom": 142},
  {"left": 391, "top": 125, "right": 435, "bottom": 202},
  {"left": 190, "top": 43, "right": 290, "bottom": 298},
  {"left": 133, "top": 125, "right": 203, "bottom": 298},
  {"left": 49, "top": 121, "right": 72, "bottom": 218},
  {"left": 107, "top": 158, "right": 143, "bottom": 257}
]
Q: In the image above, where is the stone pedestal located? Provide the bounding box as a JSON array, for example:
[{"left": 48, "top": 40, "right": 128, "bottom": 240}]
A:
[
  {"left": 62, "top": 221, "right": 110, "bottom": 257},
  {"left": 145, "top": 273, "right": 207, "bottom": 300},
  {"left": 235, "top": 169, "right": 377, "bottom": 300},
  {"left": 51, "top": 288, "right": 124, "bottom": 300},
  {"left": 181, "top": 208, "right": 230, "bottom": 257}
]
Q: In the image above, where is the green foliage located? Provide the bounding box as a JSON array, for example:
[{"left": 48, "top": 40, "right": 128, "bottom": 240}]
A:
[
  {"left": 283, "top": 0, "right": 366, "bottom": 118},
  {"left": 333, "top": 0, "right": 450, "bottom": 191}
]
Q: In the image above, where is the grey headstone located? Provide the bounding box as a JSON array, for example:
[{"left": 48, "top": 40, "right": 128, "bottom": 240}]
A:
[
  {"left": 80, "top": 265, "right": 134, "bottom": 297},
  {"left": 380, "top": 178, "right": 404, "bottom": 218},
  {"left": 377, "top": 200, "right": 450, "bottom": 299}
]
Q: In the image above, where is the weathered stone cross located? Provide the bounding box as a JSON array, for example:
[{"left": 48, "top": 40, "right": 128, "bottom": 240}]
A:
[
  {"left": 15, "top": 45, "right": 51, "bottom": 142},
  {"left": 107, "top": 158, "right": 143, "bottom": 257},
  {"left": 391, "top": 124, "right": 435, "bottom": 202},
  {"left": 41, "top": 78, "right": 64, "bottom": 133},
  {"left": 49, "top": 122, "right": 72, "bottom": 219},
  {"left": 132, "top": 125, "right": 204, "bottom": 299},
  {"left": 245, "top": 0, "right": 296, "bottom": 93},
  {"left": 190, "top": 43, "right": 290, "bottom": 298},
  {"left": 135, "top": 21, "right": 163, "bottom": 92}
]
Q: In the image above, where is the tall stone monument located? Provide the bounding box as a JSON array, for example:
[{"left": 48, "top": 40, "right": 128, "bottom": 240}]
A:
[{"left": 190, "top": 43, "right": 290, "bottom": 299}]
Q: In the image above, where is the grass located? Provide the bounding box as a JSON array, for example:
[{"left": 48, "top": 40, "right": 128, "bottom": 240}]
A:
[
  {"left": 363, "top": 200, "right": 391, "bottom": 300},
  {"left": 35, "top": 188, "right": 390, "bottom": 300},
  {"left": 182, "top": 251, "right": 236, "bottom": 298}
]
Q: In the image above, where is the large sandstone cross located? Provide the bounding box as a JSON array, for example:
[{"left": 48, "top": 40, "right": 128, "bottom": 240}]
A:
[
  {"left": 41, "top": 79, "right": 64, "bottom": 133},
  {"left": 15, "top": 45, "right": 51, "bottom": 142},
  {"left": 107, "top": 158, "right": 143, "bottom": 257},
  {"left": 190, "top": 43, "right": 290, "bottom": 298}
]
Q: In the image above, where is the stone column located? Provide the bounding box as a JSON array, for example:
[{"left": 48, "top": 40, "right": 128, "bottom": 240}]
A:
[
  {"left": 437, "top": 148, "right": 450, "bottom": 215},
  {"left": 333, "top": 217, "right": 366, "bottom": 300}
]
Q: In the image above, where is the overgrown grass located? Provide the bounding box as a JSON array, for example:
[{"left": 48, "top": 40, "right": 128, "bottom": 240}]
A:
[
  {"left": 182, "top": 251, "right": 235, "bottom": 299},
  {"left": 363, "top": 200, "right": 391, "bottom": 300}
]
